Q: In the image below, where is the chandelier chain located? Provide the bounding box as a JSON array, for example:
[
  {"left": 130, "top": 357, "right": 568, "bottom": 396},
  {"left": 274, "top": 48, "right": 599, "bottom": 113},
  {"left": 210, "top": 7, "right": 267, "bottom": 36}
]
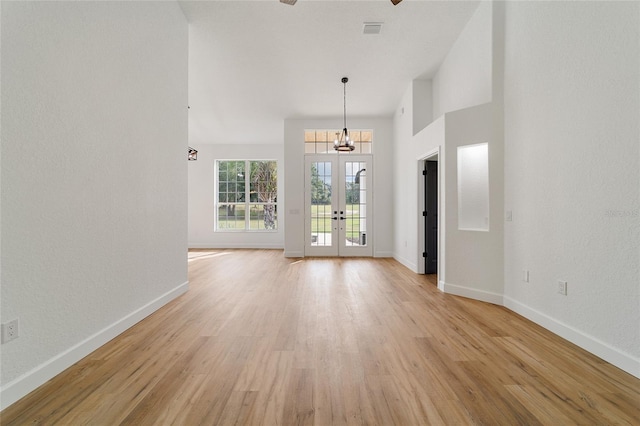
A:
[{"left": 343, "top": 79, "right": 347, "bottom": 129}]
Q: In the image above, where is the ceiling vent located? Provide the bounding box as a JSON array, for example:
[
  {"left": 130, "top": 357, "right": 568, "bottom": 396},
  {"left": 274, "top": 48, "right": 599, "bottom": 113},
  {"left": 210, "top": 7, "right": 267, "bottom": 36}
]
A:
[{"left": 363, "top": 22, "right": 383, "bottom": 35}]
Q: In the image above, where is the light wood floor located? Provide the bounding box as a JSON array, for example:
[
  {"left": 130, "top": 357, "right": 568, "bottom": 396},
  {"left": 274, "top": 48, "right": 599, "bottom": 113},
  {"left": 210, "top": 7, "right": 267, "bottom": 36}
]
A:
[{"left": 2, "top": 249, "right": 639, "bottom": 425}]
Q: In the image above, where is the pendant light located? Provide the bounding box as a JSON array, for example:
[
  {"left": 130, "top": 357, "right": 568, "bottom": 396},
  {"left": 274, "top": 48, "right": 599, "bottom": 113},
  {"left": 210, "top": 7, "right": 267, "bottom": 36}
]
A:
[
  {"left": 334, "top": 77, "right": 355, "bottom": 152},
  {"left": 188, "top": 147, "right": 198, "bottom": 161}
]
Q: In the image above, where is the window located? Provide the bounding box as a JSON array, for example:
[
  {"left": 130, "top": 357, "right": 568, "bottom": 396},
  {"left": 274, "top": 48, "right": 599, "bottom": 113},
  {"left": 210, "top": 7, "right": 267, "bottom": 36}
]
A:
[
  {"left": 216, "top": 160, "right": 277, "bottom": 231},
  {"left": 304, "top": 130, "right": 372, "bottom": 154}
]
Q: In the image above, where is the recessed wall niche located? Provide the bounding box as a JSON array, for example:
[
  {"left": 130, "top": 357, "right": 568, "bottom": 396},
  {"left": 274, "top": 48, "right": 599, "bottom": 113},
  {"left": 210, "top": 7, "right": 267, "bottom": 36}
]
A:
[{"left": 457, "top": 143, "right": 489, "bottom": 231}]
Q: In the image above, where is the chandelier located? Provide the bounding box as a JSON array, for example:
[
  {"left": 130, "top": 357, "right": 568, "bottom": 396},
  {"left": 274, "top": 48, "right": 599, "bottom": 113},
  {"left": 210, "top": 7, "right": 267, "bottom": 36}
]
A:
[{"left": 334, "top": 77, "right": 355, "bottom": 152}]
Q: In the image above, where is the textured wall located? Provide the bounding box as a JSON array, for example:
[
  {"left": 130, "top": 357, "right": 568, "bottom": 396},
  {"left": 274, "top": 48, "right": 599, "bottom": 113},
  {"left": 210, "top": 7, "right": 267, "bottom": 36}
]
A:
[
  {"left": 1, "top": 1, "right": 188, "bottom": 404},
  {"left": 503, "top": 1, "right": 640, "bottom": 370}
]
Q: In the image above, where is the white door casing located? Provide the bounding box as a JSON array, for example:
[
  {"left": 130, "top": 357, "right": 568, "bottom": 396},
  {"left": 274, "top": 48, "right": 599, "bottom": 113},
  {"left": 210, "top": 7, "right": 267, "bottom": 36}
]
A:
[{"left": 304, "top": 155, "right": 373, "bottom": 257}]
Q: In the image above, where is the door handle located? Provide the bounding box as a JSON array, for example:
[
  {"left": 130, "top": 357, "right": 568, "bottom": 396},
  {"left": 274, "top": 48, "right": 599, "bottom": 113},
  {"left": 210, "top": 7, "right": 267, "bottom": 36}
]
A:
[{"left": 339, "top": 217, "right": 346, "bottom": 220}]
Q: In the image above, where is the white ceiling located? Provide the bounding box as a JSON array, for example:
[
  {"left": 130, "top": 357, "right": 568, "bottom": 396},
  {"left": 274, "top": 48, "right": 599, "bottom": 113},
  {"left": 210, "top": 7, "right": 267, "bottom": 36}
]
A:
[{"left": 180, "top": 0, "right": 480, "bottom": 145}]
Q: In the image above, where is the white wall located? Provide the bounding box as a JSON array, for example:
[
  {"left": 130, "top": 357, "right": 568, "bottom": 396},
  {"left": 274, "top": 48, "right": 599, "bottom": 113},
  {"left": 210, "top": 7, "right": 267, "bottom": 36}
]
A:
[
  {"left": 393, "top": 88, "right": 416, "bottom": 268},
  {"left": 503, "top": 1, "right": 639, "bottom": 376},
  {"left": 412, "top": 79, "right": 433, "bottom": 136},
  {"left": 188, "top": 144, "right": 285, "bottom": 248},
  {"left": 393, "top": 81, "right": 444, "bottom": 272},
  {"left": 284, "top": 118, "right": 393, "bottom": 258},
  {"left": 395, "top": 99, "right": 503, "bottom": 302},
  {"left": 443, "top": 103, "right": 503, "bottom": 303},
  {"left": 0, "top": 1, "right": 188, "bottom": 408},
  {"left": 432, "top": 0, "right": 492, "bottom": 120},
  {"left": 394, "top": 1, "right": 497, "bottom": 286}
]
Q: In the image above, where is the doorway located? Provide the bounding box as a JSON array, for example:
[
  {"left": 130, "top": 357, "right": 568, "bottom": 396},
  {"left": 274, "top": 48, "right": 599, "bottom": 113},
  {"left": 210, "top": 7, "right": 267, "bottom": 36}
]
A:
[
  {"left": 423, "top": 159, "right": 438, "bottom": 274},
  {"left": 304, "top": 155, "right": 373, "bottom": 256}
]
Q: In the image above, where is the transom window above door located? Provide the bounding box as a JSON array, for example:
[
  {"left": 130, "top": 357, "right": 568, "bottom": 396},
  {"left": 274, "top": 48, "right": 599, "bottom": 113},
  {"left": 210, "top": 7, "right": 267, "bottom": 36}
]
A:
[{"left": 304, "top": 130, "right": 372, "bottom": 154}]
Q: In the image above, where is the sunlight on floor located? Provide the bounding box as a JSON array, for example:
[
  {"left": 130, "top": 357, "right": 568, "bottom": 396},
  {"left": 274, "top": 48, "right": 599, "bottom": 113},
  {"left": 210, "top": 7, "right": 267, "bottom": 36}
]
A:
[{"left": 187, "top": 251, "right": 233, "bottom": 262}]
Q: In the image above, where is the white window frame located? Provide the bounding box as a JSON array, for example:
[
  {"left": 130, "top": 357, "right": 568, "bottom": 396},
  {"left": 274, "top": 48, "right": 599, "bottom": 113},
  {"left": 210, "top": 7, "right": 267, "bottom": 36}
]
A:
[{"left": 215, "top": 159, "right": 278, "bottom": 232}]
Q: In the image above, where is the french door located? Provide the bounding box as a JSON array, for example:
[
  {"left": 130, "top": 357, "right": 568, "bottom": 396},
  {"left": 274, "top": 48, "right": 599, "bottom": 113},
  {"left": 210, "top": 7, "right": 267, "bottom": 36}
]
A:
[{"left": 304, "top": 155, "right": 373, "bottom": 257}]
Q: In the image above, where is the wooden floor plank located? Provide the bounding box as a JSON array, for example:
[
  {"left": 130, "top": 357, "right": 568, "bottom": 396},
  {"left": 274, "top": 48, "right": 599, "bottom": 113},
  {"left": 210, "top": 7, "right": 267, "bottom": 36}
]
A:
[{"left": 2, "top": 249, "right": 639, "bottom": 425}]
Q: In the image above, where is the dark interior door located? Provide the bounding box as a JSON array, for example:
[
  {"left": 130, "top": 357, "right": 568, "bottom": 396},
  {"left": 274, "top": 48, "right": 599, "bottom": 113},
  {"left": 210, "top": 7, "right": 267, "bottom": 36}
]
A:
[{"left": 424, "top": 160, "right": 438, "bottom": 274}]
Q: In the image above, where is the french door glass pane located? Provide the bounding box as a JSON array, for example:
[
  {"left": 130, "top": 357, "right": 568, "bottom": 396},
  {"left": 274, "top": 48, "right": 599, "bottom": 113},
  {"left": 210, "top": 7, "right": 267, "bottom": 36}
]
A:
[
  {"left": 344, "top": 161, "right": 367, "bottom": 246},
  {"left": 310, "top": 161, "right": 332, "bottom": 246}
]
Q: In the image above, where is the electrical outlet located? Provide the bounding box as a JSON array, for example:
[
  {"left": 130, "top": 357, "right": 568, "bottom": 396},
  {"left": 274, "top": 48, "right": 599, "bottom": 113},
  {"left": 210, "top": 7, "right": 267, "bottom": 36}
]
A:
[
  {"left": 1, "top": 319, "right": 19, "bottom": 343},
  {"left": 557, "top": 280, "right": 568, "bottom": 296}
]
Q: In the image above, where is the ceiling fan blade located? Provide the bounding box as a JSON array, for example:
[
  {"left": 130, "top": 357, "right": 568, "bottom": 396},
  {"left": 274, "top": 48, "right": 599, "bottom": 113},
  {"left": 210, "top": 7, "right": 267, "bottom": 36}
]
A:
[
  {"left": 391, "top": 0, "right": 402, "bottom": 5},
  {"left": 280, "top": 0, "right": 297, "bottom": 5}
]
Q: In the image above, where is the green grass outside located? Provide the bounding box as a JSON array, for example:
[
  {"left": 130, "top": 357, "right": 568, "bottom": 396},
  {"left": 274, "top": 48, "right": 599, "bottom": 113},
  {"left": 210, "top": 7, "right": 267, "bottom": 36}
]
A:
[
  {"left": 217, "top": 204, "right": 363, "bottom": 237},
  {"left": 217, "top": 219, "right": 276, "bottom": 230},
  {"left": 217, "top": 206, "right": 277, "bottom": 230},
  {"left": 310, "top": 204, "right": 362, "bottom": 239}
]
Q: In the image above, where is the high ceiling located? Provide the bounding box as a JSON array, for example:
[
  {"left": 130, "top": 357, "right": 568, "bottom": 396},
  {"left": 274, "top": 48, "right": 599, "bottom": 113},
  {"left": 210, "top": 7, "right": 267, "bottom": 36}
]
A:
[{"left": 179, "top": 0, "right": 480, "bottom": 145}]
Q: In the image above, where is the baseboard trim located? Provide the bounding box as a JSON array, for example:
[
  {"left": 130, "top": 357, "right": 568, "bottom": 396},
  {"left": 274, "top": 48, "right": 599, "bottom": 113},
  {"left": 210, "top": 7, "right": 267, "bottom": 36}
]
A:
[
  {"left": 443, "top": 281, "right": 503, "bottom": 305},
  {"left": 283, "top": 251, "right": 393, "bottom": 259},
  {"left": 503, "top": 296, "right": 640, "bottom": 379},
  {"left": 0, "top": 281, "right": 189, "bottom": 411},
  {"left": 374, "top": 251, "right": 393, "bottom": 258},
  {"left": 284, "top": 250, "right": 304, "bottom": 258},
  {"left": 393, "top": 254, "right": 417, "bottom": 273},
  {"left": 189, "top": 243, "right": 283, "bottom": 249}
]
